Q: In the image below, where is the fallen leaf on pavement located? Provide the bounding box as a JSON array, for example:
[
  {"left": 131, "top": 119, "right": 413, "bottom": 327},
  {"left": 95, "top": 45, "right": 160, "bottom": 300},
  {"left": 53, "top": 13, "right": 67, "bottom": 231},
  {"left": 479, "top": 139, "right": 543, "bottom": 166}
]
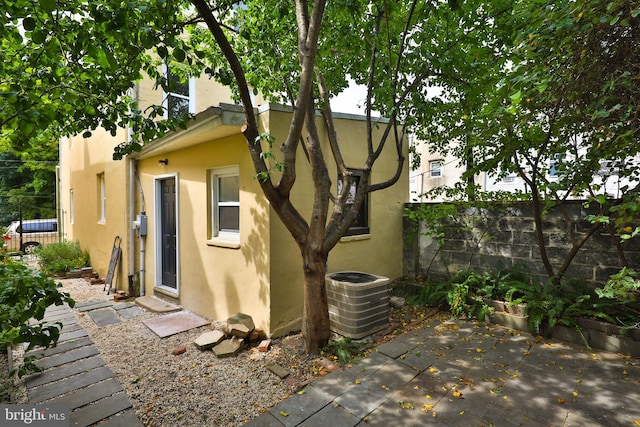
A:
[{"left": 399, "top": 401, "right": 414, "bottom": 409}]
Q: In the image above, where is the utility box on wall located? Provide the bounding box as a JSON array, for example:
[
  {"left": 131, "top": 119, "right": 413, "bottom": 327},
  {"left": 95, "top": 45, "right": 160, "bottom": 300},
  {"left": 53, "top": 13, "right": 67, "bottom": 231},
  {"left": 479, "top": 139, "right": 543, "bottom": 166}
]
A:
[{"left": 326, "top": 271, "right": 390, "bottom": 339}]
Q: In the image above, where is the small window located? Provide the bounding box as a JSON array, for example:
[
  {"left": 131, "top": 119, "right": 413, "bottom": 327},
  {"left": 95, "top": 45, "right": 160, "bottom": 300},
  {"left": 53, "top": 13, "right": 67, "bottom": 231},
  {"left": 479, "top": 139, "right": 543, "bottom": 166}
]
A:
[
  {"left": 164, "top": 65, "right": 193, "bottom": 120},
  {"left": 502, "top": 173, "right": 517, "bottom": 183},
  {"left": 429, "top": 160, "right": 442, "bottom": 178},
  {"left": 549, "top": 154, "right": 563, "bottom": 177},
  {"left": 210, "top": 166, "right": 240, "bottom": 242},
  {"left": 338, "top": 169, "right": 369, "bottom": 236},
  {"left": 98, "top": 173, "right": 106, "bottom": 223},
  {"left": 70, "top": 189, "right": 75, "bottom": 224}
]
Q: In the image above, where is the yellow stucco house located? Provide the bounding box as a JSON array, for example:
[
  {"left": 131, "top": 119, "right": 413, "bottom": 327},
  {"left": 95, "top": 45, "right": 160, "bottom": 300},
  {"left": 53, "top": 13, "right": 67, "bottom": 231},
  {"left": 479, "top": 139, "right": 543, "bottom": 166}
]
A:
[{"left": 58, "top": 75, "right": 408, "bottom": 338}]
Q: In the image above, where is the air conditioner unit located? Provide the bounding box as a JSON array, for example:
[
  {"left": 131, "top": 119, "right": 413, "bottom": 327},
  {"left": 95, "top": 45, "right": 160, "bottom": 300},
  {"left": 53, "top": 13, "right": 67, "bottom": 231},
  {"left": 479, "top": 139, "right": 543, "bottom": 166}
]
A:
[{"left": 326, "top": 271, "right": 390, "bottom": 339}]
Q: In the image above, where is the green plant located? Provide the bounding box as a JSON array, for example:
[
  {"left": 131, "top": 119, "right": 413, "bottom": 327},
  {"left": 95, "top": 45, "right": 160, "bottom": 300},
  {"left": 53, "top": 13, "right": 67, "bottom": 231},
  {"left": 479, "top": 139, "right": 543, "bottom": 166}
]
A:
[
  {"left": 596, "top": 267, "right": 640, "bottom": 301},
  {"left": 593, "top": 267, "right": 640, "bottom": 329},
  {"left": 35, "top": 241, "right": 90, "bottom": 276},
  {"left": 405, "top": 279, "right": 450, "bottom": 308},
  {"left": 520, "top": 278, "right": 613, "bottom": 342},
  {"left": 0, "top": 259, "right": 75, "bottom": 376},
  {"left": 322, "top": 337, "right": 369, "bottom": 366}
]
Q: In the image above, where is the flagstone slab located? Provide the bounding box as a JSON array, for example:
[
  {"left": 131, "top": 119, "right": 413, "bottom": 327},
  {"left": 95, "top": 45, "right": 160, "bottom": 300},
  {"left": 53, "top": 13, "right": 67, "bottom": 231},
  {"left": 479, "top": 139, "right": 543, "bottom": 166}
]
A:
[
  {"left": 68, "top": 392, "right": 132, "bottom": 427},
  {"left": 26, "top": 337, "right": 93, "bottom": 358},
  {"left": 115, "top": 306, "right": 144, "bottom": 319},
  {"left": 26, "top": 355, "right": 105, "bottom": 388},
  {"left": 35, "top": 345, "right": 100, "bottom": 370},
  {"left": 49, "top": 378, "right": 123, "bottom": 410},
  {"left": 28, "top": 365, "right": 115, "bottom": 403},
  {"left": 213, "top": 337, "right": 246, "bottom": 358},
  {"left": 194, "top": 330, "right": 226, "bottom": 350},
  {"left": 135, "top": 295, "right": 181, "bottom": 313},
  {"left": 41, "top": 311, "right": 76, "bottom": 322},
  {"left": 75, "top": 300, "right": 114, "bottom": 312},
  {"left": 58, "top": 329, "right": 89, "bottom": 342},
  {"left": 143, "top": 311, "right": 209, "bottom": 338},
  {"left": 88, "top": 308, "right": 122, "bottom": 326}
]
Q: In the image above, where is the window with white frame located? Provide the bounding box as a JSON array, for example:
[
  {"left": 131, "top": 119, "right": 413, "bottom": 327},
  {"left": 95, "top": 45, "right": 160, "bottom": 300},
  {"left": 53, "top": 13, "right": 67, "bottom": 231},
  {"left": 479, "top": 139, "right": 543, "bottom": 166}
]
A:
[
  {"left": 70, "top": 189, "right": 75, "bottom": 224},
  {"left": 337, "top": 169, "right": 369, "bottom": 236},
  {"left": 164, "top": 65, "right": 195, "bottom": 119},
  {"left": 429, "top": 160, "right": 442, "bottom": 178},
  {"left": 210, "top": 166, "right": 240, "bottom": 242},
  {"left": 98, "top": 173, "right": 106, "bottom": 223}
]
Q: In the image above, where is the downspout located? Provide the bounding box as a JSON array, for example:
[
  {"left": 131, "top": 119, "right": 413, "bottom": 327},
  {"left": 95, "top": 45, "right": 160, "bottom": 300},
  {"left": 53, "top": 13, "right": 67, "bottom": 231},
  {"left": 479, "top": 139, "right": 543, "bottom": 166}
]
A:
[
  {"left": 129, "top": 158, "right": 138, "bottom": 292},
  {"left": 55, "top": 165, "right": 63, "bottom": 242},
  {"left": 139, "top": 209, "right": 146, "bottom": 297},
  {"left": 128, "top": 84, "right": 145, "bottom": 296}
]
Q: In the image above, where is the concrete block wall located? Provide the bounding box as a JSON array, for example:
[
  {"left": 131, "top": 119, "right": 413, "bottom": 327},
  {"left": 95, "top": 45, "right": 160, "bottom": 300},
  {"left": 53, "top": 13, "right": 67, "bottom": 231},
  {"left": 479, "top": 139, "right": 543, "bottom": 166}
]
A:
[{"left": 403, "top": 200, "right": 640, "bottom": 288}]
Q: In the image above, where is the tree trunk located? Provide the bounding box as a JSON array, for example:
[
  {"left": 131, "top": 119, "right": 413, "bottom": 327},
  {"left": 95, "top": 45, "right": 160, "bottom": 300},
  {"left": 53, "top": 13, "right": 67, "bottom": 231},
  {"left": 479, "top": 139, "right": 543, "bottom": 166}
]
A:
[{"left": 301, "top": 247, "right": 331, "bottom": 354}]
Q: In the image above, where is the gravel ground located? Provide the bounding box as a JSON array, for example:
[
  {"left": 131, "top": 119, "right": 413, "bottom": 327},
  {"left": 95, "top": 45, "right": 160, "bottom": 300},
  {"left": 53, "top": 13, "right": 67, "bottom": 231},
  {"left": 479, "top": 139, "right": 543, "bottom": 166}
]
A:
[
  {"left": 34, "top": 278, "right": 324, "bottom": 426},
  {"left": 0, "top": 346, "right": 10, "bottom": 403},
  {"left": 4, "top": 277, "right": 425, "bottom": 426}
]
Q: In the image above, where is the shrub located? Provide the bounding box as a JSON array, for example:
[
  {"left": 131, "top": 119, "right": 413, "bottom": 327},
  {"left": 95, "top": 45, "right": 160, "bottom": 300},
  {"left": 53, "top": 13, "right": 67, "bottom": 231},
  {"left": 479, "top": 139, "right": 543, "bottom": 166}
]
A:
[
  {"left": 322, "top": 337, "right": 369, "bottom": 366},
  {"left": 36, "top": 241, "right": 90, "bottom": 276},
  {"left": 404, "top": 266, "right": 634, "bottom": 345},
  {"left": 0, "top": 259, "right": 75, "bottom": 376}
]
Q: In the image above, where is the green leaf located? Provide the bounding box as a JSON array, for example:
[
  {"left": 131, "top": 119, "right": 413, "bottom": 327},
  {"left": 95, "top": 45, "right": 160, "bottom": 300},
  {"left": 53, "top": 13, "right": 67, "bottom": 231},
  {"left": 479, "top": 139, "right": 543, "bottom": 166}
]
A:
[
  {"left": 173, "top": 47, "right": 185, "bottom": 62},
  {"left": 39, "top": 0, "right": 56, "bottom": 13},
  {"left": 23, "top": 16, "right": 36, "bottom": 31},
  {"left": 31, "top": 30, "right": 46, "bottom": 44},
  {"left": 157, "top": 45, "right": 168, "bottom": 59},
  {"left": 509, "top": 90, "right": 522, "bottom": 105}
]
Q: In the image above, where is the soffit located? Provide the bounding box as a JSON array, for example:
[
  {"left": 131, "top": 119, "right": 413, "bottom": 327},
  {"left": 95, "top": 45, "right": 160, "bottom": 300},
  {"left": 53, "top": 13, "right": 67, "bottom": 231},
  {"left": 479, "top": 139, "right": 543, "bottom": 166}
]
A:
[{"left": 131, "top": 104, "right": 247, "bottom": 159}]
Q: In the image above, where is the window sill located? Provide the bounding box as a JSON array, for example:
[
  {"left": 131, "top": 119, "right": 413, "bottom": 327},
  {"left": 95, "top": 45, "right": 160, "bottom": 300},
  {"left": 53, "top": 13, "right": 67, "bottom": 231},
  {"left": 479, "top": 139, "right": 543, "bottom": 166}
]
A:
[
  {"left": 339, "top": 233, "right": 371, "bottom": 243},
  {"left": 206, "top": 238, "right": 240, "bottom": 249}
]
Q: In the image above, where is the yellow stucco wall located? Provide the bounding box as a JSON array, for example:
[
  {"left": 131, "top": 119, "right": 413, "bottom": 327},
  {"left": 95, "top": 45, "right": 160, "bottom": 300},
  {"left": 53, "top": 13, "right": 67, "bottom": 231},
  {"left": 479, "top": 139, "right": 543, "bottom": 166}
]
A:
[
  {"left": 263, "top": 107, "right": 409, "bottom": 336},
  {"left": 59, "top": 74, "right": 236, "bottom": 292},
  {"left": 58, "top": 127, "right": 131, "bottom": 284},
  {"left": 134, "top": 133, "right": 274, "bottom": 332},
  {"left": 60, "top": 77, "right": 408, "bottom": 338},
  {"left": 129, "top": 106, "right": 407, "bottom": 337}
]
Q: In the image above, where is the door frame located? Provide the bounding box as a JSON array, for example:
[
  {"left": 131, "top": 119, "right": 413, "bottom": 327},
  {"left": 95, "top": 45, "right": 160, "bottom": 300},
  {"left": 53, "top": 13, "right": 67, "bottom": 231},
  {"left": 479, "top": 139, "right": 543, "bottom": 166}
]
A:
[{"left": 154, "top": 173, "right": 180, "bottom": 296}]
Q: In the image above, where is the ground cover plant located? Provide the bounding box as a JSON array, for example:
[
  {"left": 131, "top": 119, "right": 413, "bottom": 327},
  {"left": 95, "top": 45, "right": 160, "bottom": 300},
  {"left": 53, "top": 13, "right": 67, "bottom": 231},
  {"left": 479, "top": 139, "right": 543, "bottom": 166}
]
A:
[
  {"left": 0, "top": 259, "right": 75, "bottom": 377},
  {"left": 398, "top": 265, "right": 640, "bottom": 344},
  {"left": 36, "top": 241, "right": 91, "bottom": 277}
]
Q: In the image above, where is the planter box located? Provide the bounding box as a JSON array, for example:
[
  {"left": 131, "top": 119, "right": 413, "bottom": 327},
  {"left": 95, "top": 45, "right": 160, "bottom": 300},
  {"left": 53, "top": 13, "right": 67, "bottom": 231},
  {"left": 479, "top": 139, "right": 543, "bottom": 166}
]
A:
[
  {"left": 486, "top": 311, "right": 529, "bottom": 332},
  {"left": 326, "top": 271, "right": 389, "bottom": 339},
  {"left": 552, "top": 323, "right": 640, "bottom": 357},
  {"left": 485, "top": 309, "right": 640, "bottom": 357},
  {"left": 482, "top": 298, "right": 527, "bottom": 316}
]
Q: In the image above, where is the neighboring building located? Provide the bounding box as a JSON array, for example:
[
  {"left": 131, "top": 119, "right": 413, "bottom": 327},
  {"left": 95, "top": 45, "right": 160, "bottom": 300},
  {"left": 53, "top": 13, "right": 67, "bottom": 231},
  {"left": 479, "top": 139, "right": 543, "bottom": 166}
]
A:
[
  {"left": 409, "top": 152, "right": 468, "bottom": 202},
  {"left": 410, "top": 139, "right": 637, "bottom": 201},
  {"left": 58, "top": 74, "right": 409, "bottom": 337}
]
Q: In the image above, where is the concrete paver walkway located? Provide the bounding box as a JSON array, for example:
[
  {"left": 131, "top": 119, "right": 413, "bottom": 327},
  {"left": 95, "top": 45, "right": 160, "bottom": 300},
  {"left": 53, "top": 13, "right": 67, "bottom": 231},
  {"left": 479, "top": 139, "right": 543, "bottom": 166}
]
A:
[
  {"left": 246, "top": 315, "right": 640, "bottom": 426},
  {"left": 21, "top": 301, "right": 639, "bottom": 427},
  {"left": 24, "top": 303, "right": 143, "bottom": 427}
]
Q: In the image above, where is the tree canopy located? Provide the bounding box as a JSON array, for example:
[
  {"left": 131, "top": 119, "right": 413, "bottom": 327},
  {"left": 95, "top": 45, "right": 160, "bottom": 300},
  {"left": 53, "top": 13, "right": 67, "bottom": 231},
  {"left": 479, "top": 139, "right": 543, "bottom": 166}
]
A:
[
  {"left": 2, "top": 0, "right": 638, "bottom": 350},
  {"left": 421, "top": 0, "right": 639, "bottom": 201},
  {"left": 417, "top": 0, "right": 640, "bottom": 281}
]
